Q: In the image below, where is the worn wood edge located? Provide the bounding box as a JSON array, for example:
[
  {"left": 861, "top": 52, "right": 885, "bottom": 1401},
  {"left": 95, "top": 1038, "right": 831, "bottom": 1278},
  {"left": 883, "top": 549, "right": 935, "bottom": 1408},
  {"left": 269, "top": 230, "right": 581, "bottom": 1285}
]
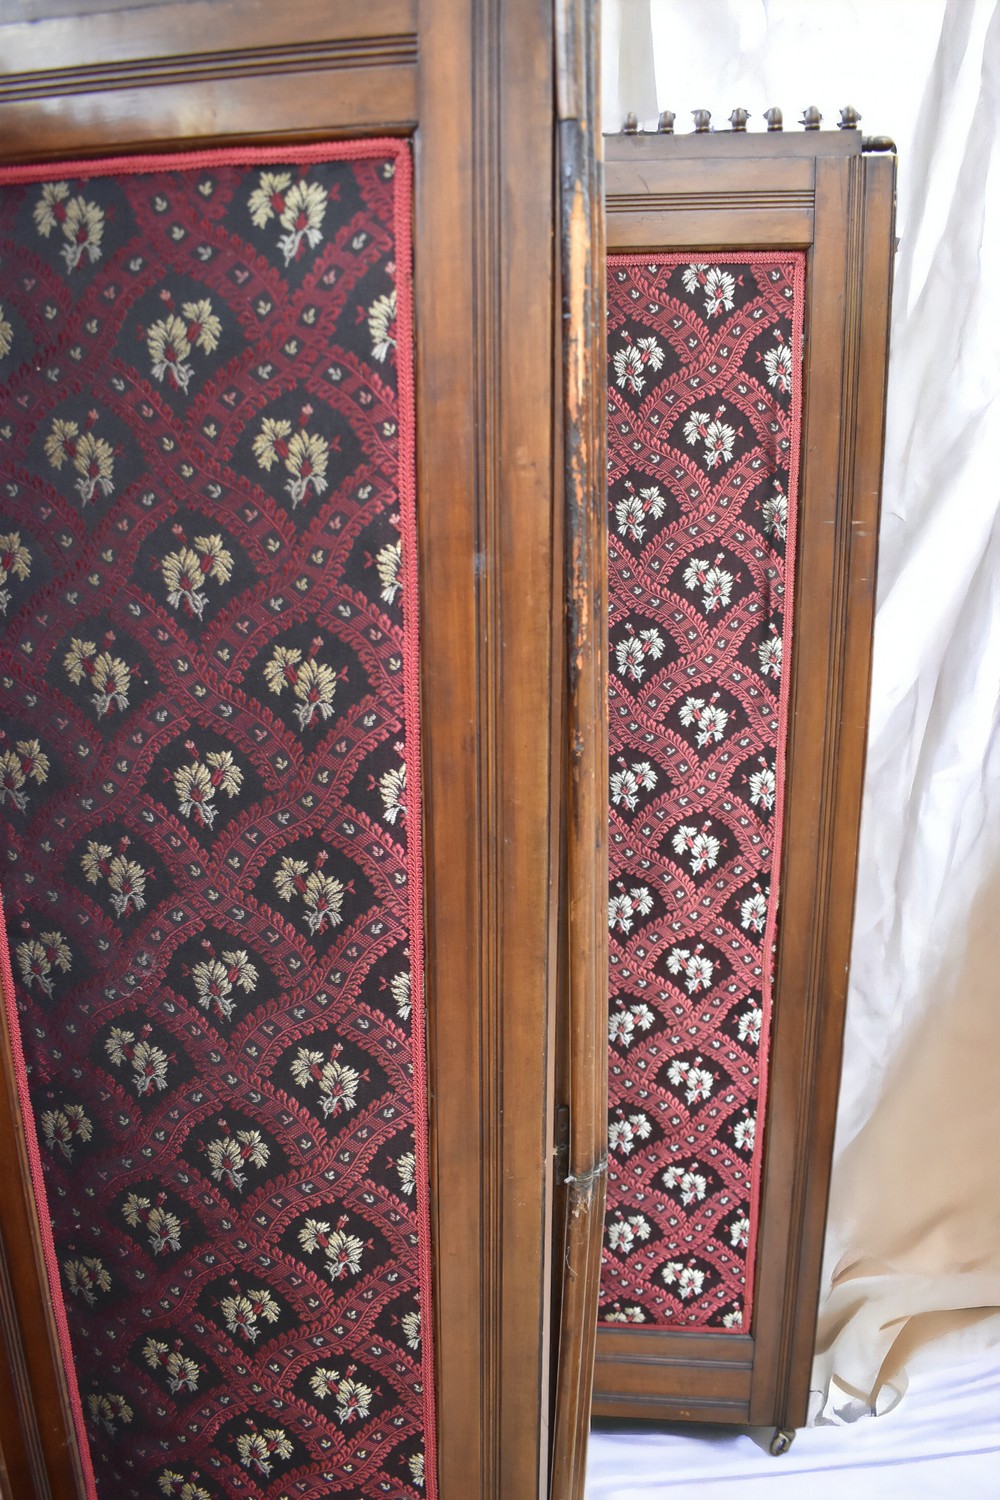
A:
[{"left": 548, "top": 4, "right": 607, "bottom": 1497}]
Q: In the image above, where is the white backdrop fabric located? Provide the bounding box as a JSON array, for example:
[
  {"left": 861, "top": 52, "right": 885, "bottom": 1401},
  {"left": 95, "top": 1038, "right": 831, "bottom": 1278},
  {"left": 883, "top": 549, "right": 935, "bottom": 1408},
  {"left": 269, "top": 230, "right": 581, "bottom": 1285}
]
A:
[{"left": 600, "top": 0, "right": 1000, "bottom": 1426}]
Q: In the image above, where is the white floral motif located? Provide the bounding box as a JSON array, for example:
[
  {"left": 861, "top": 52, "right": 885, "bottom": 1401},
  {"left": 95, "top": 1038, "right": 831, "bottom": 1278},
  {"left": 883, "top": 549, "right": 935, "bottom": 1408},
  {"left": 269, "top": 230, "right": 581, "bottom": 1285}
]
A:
[
  {"left": 0, "top": 305, "right": 11, "bottom": 360},
  {"left": 608, "top": 1001, "right": 654, "bottom": 1048},
  {"left": 722, "top": 1306, "right": 744, "bottom": 1329},
  {"left": 105, "top": 1026, "right": 170, "bottom": 1096},
  {"left": 682, "top": 408, "right": 736, "bottom": 469},
  {"left": 738, "top": 1005, "right": 763, "bottom": 1046},
  {"left": 665, "top": 946, "right": 715, "bottom": 994},
  {"left": 748, "top": 760, "right": 776, "bottom": 813},
  {"left": 740, "top": 888, "right": 768, "bottom": 934},
  {"left": 390, "top": 969, "right": 412, "bottom": 1021},
  {"left": 235, "top": 1427, "right": 293, "bottom": 1477},
  {"left": 671, "top": 823, "right": 721, "bottom": 874},
  {"left": 160, "top": 530, "right": 233, "bottom": 619},
  {"left": 615, "top": 481, "right": 667, "bottom": 541},
  {"left": 758, "top": 627, "right": 782, "bottom": 679},
  {"left": 172, "top": 745, "right": 243, "bottom": 829},
  {"left": 122, "top": 1193, "right": 182, "bottom": 1255},
  {"left": 297, "top": 1217, "right": 366, "bottom": 1281},
  {"left": 606, "top": 1214, "right": 651, "bottom": 1253},
  {"left": 375, "top": 536, "right": 402, "bottom": 603},
  {"left": 763, "top": 334, "right": 792, "bottom": 394},
  {"left": 615, "top": 625, "right": 665, "bottom": 682},
  {"left": 610, "top": 760, "right": 657, "bottom": 811},
  {"left": 667, "top": 1056, "right": 714, "bottom": 1105},
  {"left": 730, "top": 1215, "right": 751, "bottom": 1249},
  {"left": 682, "top": 555, "right": 736, "bottom": 613},
  {"left": 608, "top": 1112, "right": 652, "bottom": 1156},
  {"left": 681, "top": 263, "right": 737, "bottom": 317},
  {"left": 146, "top": 297, "right": 221, "bottom": 393},
  {"left": 613, "top": 333, "right": 665, "bottom": 394},
  {"left": 659, "top": 1164, "right": 707, "bottom": 1200},
  {"left": 379, "top": 755, "right": 407, "bottom": 825},
  {"left": 604, "top": 1306, "right": 646, "bottom": 1324},
  {"left": 734, "top": 1114, "right": 756, "bottom": 1153},
  {"left": 663, "top": 1163, "right": 707, "bottom": 1205},
  {"left": 678, "top": 694, "right": 729, "bottom": 747},
  {"left": 661, "top": 1262, "right": 705, "bottom": 1300},
  {"left": 402, "top": 1310, "right": 421, "bottom": 1349},
  {"left": 761, "top": 485, "right": 788, "bottom": 541},
  {"left": 608, "top": 885, "right": 653, "bottom": 934},
  {"left": 80, "top": 838, "right": 149, "bottom": 916},
  {"left": 220, "top": 1287, "right": 280, "bottom": 1342}
]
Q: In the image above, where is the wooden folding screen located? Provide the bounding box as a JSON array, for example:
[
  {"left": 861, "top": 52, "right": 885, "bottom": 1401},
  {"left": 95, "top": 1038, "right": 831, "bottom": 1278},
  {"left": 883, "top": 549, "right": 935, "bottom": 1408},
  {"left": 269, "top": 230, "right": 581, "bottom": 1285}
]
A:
[
  {"left": 0, "top": 5, "right": 606, "bottom": 1499},
  {"left": 594, "top": 120, "right": 895, "bottom": 1438}
]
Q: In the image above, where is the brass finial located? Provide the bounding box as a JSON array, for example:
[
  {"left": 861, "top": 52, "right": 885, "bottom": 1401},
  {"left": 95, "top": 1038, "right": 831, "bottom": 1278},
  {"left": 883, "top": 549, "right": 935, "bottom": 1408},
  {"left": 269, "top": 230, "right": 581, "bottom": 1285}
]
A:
[
  {"left": 658, "top": 110, "right": 676, "bottom": 135},
  {"left": 623, "top": 111, "right": 639, "bottom": 135},
  {"left": 839, "top": 105, "right": 861, "bottom": 130},
  {"left": 764, "top": 106, "right": 783, "bottom": 132},
  {"left": 692, "top": 109, "right": 712, "bottom": 133},
  {"left": 800, "top": 105, "right": 822, "bottom": 130},
  {"left": 729, "top": 107, "right": 749, "bottom": 132}
]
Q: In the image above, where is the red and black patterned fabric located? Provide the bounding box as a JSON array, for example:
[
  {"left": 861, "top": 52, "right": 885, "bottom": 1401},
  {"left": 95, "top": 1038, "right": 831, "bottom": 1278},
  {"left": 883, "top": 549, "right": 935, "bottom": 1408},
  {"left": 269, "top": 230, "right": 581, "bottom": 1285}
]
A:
[
  {"left": 0, "top": 143, "right": 434, "bottom": 1498},
  {"left": 601, "top": 255, "right": 804, "bottom": 1332}
]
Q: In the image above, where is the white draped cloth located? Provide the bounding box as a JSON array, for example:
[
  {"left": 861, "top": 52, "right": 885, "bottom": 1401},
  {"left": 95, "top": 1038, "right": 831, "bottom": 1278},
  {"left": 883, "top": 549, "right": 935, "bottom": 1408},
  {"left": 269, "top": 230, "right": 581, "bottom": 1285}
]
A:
[{"left": 602, "top": 0, "right": 1000, "bottom": 1424}]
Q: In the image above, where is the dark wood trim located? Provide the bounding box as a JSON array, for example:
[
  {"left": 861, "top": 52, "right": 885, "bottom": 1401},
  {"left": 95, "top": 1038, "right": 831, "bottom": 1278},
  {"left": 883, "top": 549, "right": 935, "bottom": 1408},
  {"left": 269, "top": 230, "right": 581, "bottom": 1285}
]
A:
[{"left": 596, "top": 132, "right": 896, "bottom": 1433}]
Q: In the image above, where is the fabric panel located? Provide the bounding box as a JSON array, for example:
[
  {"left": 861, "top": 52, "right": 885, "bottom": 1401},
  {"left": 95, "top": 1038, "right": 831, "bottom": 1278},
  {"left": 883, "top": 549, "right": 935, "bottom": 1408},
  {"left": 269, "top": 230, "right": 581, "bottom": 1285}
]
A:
[
  {"left": 0, "top": 141, "right": 434, "bottom": 1499},
  {"left": 601, "top": 253, "right": 803, "bottom": 1331}
]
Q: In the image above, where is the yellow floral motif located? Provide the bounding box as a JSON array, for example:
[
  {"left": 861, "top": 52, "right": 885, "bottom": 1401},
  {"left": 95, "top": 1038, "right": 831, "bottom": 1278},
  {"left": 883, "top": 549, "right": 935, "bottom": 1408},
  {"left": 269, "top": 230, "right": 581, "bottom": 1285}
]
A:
[
  {"left": 86, "top": 1392, "right": 132, "bottom": 1435},
  {"left": 146, "top": 297, "right": 221, "bottom": 393},
  {"left": 253, "top": 412, "right": 330, "bottom": 507},
  {"left": 172, "top": 746, "right": 243, "bottom": 829},
  {"left": 64, "top": 636, "right": 132, "bottom": 716},
  {"left": 263, "top": 640, "right": 337, "bottom": 728},
  {"left": 0, "top": 530, "right": 30, "bottom": 615},
  {"left": 44, "top": 416, "right": 115, "bottom": 504},
  {"left": 247, "top": 170, "right": 327, "bottom": 265},
  {"left": 64, "top": 1255, "right": 111, "bottom": 1305},
  {"left": 0, "top": 738, "right": 49, "bottom": 813},
  {"left": 158, "top": 1473, "right": 211, "bottom": 1500},
  {"left": 375, "top": 536, "right": 402, "bottom": 604},
  {"left": 122, "top": 1192, "right": 182, "bottom": 1255},
  {"left": 16, "top": 930, "right": 71, "bottom": 997},
  {"left": 40, "top": 1104, "right": 92, "bottom": 1161},
  {"left": 273, "top": 852, "right": 345, "bottom": 934},
  {"left": 368, "top": 289, "right": 396, "bottom": 363},
  {"left": 80, "top": 839, "right": 149, "bottom": 917},
  {"left": 34, "top": 182, "right": 104, "bottom": 270},
  {"left": 142, "top": 1337, "right": 201, "bottom": 1394},
  {"left": 160, "top": 531, "right": 233, "bottom": 619}
]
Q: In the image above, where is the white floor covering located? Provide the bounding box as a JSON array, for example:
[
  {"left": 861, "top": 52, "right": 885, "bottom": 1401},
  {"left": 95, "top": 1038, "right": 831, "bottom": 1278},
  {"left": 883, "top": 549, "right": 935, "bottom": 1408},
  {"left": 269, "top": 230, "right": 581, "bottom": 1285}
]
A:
[{"left": 586, "top": 1351, "right": 1000, "bottom": 1498}]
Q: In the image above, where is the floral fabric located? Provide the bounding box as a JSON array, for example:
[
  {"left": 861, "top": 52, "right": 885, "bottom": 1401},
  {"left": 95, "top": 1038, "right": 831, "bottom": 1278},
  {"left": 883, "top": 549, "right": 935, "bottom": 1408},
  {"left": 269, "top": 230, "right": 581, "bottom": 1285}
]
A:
[
  {"left": 601, "top": 255, "right": 803, "bottom": 1331},
  {"left": 0, "top": 145, "right": 433, "bottom": 1498}
]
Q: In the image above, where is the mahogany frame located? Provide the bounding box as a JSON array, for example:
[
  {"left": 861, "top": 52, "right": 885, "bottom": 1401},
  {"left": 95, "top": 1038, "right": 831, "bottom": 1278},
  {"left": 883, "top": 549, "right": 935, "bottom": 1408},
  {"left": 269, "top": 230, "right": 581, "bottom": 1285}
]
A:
[
  {"left": 0, "top": 4, "right": 606, "bottom": 1498},
  {"left": 594, "top": 127, "right": 896, "bottom": 1432}
]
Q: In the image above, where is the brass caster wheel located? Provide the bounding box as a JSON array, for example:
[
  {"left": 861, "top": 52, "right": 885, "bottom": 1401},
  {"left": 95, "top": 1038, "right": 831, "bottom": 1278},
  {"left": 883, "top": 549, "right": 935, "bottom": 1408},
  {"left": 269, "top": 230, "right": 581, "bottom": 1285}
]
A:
[{"left": 769, "top": 1427, "right": 796, "bottom": 1456}]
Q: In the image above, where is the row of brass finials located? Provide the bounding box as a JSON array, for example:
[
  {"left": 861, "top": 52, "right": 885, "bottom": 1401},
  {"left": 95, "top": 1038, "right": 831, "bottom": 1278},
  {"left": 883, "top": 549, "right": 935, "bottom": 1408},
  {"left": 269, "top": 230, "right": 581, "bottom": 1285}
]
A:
[{"left": 622, "top": 105, "right": 861, "bottom": 132}]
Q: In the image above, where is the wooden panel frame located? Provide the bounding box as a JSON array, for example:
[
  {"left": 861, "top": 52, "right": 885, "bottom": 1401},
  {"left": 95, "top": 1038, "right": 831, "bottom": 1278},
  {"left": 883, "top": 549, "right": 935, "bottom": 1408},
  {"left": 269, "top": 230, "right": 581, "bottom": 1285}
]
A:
[
  {"left": 594, "top": 130, "right": 896, "bottom": 1433},
  {"left": 0, "top": 3, "right": 606, "bottom": 1497}
]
